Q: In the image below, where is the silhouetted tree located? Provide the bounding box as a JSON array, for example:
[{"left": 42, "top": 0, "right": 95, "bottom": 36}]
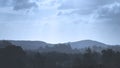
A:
[{"left": 0, "top": 41, "right": 26, "bottom": 68}]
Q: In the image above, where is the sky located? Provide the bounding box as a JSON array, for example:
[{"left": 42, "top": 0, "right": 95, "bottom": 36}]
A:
[{"left": 0, "top": 0, "right": 120, "bottom": 45}]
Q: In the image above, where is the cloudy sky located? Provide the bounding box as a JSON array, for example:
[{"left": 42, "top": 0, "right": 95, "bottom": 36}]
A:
[{"left": 0, "top": 0, "right": 120, "bottom": 44}]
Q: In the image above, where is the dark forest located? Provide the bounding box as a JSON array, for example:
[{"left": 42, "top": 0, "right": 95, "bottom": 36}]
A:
[{"left": 0, "top": 41, "right": 120, "bottom": 68}]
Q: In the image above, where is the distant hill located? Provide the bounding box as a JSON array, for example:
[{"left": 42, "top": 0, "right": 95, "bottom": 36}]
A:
[
  {"left": 11, "top": 41, "right": 52, "bottom": 50},
  {"left": 0, "top": 40, "right": 120, "bottom": 53},
  {"left": 69, "top": 40, "right": 108, "bottom": 49},
  {"left": 0, "top": 40, "right": 51, "bottom": 50}
]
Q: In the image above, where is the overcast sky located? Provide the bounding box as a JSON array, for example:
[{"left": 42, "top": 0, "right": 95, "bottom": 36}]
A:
[{"left": 0, "top": 0, "right": 120, "bottom": 44}]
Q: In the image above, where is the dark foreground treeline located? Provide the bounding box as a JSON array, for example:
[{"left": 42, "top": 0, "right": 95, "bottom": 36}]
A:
[{"left": 1, "top": 42, "right": 120, "bottom": 68}]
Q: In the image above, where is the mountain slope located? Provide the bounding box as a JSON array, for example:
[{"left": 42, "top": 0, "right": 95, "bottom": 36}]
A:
[
  {"left": 1, "top": 40, "right": 120, "bottom": 53},
  {"left": 11, "top": 41, "right": 50, "bottom": 50},
  {"left": 69, "top": 40, "right": 108, "bottom": 49}
]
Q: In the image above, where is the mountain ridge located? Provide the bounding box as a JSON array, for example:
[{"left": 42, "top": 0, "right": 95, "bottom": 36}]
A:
[{"left": 0, "top": 40, "right": 120, "bottom": 52}]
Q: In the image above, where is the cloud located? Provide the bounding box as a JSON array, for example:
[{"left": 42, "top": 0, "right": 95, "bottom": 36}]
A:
[
  {"left": 0, "top": 0, "right": 38, "bottom": 10},
  {"left": 58, "top": 0, "right": 120, "bottom": 24},
  {"left": 13, "top": 0, "right": 37, "bottom": 10},
  {"left": 58, "top": 0, "right": 116, "bottom": 15},
  {"left": 96, "top": 2, "right": 120, "bottom": 20}
]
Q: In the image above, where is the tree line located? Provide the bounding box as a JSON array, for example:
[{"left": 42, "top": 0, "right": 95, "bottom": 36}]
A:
[{"left": 0, "top": 41, "right": 120, "bottom": 68}]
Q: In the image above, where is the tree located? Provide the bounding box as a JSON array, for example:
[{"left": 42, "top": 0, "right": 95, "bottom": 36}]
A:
[
  {"left": 102, "top": 49, "right": 117, "bottom": 68},
  {"left": 0, "top": 41, "right": 26, "bottom": 68},
  {"left": 82, "top": 48, "right": 100, "bottom": 68}
]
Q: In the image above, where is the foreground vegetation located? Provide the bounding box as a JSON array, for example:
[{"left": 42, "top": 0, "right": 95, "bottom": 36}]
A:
[{"left": 0, "top": 41, "right": 120, "bottom": 68}]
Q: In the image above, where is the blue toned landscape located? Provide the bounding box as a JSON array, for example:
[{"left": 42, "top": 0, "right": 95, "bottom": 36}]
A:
[{"left": 0, "top": 0, "right": 120, "bottom": 68}]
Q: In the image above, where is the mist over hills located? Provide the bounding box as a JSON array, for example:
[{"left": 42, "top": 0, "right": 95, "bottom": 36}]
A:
[
  {"left": 68, "top": 40, "right": 108, "bottom": 49},
  {"left": 0, "top": 40, "right": 120, "bottom": 53},
  {"left": 1, "top": 40, "right": 120, "bottom": 68}
]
